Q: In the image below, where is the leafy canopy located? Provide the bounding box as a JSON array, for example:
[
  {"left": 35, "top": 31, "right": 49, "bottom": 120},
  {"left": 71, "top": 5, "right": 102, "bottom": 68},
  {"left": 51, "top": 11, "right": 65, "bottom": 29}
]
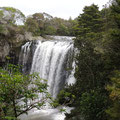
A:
[{"left": 0, "top": 64, "right": 50, "bottom": 119}]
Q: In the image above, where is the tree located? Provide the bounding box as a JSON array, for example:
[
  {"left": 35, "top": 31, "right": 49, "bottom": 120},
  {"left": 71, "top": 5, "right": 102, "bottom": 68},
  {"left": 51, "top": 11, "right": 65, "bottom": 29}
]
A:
[
  {"left": 106, "top": 0, "right": 120, "bottom": 70},
  {"left": 25, "top": 16, "right": 39, "bottom": 35},
  {"left": 74, "top": 4, "right": 105, "bottom": 94},
  {"left": 67, "top": 17, "right": 77, "bottom": 36},
  {"left": 78, "top": 89, "right": 108, "bottom": 120},
  {"left": 0, "top": 7, "right": 26, "bottom": 38},
  {"left": 74, "top": 4, "right": 103, "bottom": 47},
  {"left": 106, "top": 70, "right": 120, "bottom": 120},
  {"left": 0, "top": 7, "right": 25, "bottom": 25},
  {"left": 33, "top": 13, "right": 44, "bottom": 29},
  {"left": 57, "top": 24, "right": 69, "bottom": 35},
  {"left": 0, "top": 64, "right": 50, "bottom": 119},
  {"left": 25, "top": 13, "right": 45, "bottom": 36},
  {"left": 63, "top": 4, "right": 109, "bottom": 120},
  {"left": 44, "top": 26, "right": 56, "bottom": 35}
]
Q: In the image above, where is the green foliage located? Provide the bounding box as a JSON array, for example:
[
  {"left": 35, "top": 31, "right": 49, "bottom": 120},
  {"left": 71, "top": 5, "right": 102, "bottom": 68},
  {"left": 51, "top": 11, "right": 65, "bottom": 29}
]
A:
[
  {"left": 57, "top": 89, "right": 75, "bottom": 106},
  {"left": 79, "top": 89, "right": 108, "bottom": 120},
  {"left": 107, "top": 70, "right": 120, "bottom": 100},
  {"left": 50, "top": 99, "right": 59, "bottom": 108},
  {"left": 63, "top": 2, "right": 120, "bottom": 120},
  {"left": 64, "top": 4, "right": 110, "bottom": 120},
  {"left": 57, "top": 24, "right": 69, "bottom": 36},
  {"left": 106, "top": 70, "right": 120, "bottom": 120},
  {"left": 25, "top": 13, "right": 77, "bottom": 36},
  {"left": 60, "top": 108, "right": 66, "bottom": 113},
  {"left": 0, "top": 10, "right": 4, "bottom": 19},
  {"left": 0, "top": 24, "right": 4, "bottom": 33},
  {"left": 44, "top": 26, "right": 56, "bottom": 35},
  {"left": 25, "top": 12, "right": 77, "bottom": 36},
  {"left": 105, "top": 0, "right": 120, "bottom": 70},
  {"left": 4, "top": 7, "right": 17, "bottom": 13},
  {"left": 74, "top": 4, "right": 103, "bottom": 45},
  {"left": 0, "top": 7, "right": 26, "bottom": 40},
  {"left": 25, "top": 17, "right": 40, "bottom": 35},
  {"left": 74, "top": 4, "right": 106, "bottom": 93},
  {"left": 0, "top": 64, "right": 49, "bottom": 119},
  {"left": 3, "top": 116, "right": 17, "bottom": 120},
  {"left": 25, "top": 13, "right": 45, "bottom": 36},
  {"left": 0, "top": 7, "right": 25, "bottom": 25}
]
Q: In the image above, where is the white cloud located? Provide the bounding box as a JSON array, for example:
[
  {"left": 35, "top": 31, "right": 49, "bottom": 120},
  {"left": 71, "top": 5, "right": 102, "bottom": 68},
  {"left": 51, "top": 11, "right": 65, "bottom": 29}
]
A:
[{"left": 0, "top": 0, "right": 109, "bottom": 19}]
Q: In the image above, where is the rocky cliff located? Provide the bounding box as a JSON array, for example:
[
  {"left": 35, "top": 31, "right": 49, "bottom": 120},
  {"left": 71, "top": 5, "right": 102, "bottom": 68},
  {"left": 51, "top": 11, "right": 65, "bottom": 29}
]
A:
[{"left": 0, "top": 27, "right": 43, "bottom": 66}]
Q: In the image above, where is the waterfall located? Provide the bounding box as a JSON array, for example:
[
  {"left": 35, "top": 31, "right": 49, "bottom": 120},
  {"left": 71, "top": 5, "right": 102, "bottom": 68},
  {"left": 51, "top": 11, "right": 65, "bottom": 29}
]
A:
[
  {"left": 19, "top": 36, "right": 75, "bottom": 98},
  {"left": 19, "top": 41, "right": 38, "bottom": 73}
]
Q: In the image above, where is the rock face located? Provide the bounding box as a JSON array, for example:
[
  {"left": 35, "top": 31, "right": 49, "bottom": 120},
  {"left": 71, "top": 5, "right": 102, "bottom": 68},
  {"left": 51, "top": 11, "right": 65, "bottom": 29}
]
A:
[
  {"left": 0, "top": 31, "right": 44, "bottom": 66},
  {"left": 0, "top": 39, "right": 10, "bottom": 62}
]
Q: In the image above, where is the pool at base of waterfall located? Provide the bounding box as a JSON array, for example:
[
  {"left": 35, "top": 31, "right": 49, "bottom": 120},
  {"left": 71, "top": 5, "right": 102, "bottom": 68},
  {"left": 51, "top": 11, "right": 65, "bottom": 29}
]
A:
[{"left": 19, "top": 106, "right": 74, "bottom": 120}]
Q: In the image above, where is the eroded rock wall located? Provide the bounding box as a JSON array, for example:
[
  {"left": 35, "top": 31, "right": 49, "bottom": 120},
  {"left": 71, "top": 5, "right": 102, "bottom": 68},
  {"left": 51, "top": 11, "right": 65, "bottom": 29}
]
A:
[{"left": 0, "top": 30, "right": 43, "bottom": 66}]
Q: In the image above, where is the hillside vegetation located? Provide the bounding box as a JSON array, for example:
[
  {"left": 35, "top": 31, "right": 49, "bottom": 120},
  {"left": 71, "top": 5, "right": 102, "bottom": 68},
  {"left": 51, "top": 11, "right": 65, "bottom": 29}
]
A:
[{"left": 57, "top": 0, "right": 120, "bottom": 120}]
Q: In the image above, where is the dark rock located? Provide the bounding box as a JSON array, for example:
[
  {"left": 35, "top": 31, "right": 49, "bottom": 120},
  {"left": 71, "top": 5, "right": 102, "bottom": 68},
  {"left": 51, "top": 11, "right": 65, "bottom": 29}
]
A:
[{"left": 0, "top": 30, "right": 44, "bottom": 66}]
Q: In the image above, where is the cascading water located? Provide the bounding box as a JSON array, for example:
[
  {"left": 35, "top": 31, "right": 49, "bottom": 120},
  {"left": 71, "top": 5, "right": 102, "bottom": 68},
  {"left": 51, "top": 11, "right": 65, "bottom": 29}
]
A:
[{"left": 19, "top": 36, "right": 75, "bottom": 120}]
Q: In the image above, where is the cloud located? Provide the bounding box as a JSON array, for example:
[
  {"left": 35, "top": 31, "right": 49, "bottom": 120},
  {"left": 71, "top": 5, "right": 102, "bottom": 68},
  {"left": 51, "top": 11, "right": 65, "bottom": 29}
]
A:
[{"left": 0, "top": 0, "right": 109, "bottom": 19}]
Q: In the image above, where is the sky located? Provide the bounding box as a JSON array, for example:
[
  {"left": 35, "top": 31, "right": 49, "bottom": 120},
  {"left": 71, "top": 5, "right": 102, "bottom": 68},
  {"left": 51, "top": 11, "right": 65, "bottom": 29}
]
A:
[{"left": 0, "top": 0, "right": 109, "bottom": 19}]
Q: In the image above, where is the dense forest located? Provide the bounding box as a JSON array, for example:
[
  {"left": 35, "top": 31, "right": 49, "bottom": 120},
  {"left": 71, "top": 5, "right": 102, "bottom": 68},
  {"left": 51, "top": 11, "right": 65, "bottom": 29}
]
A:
[
  {"left": 58, "top": 0, "right": 120, "bottom": 120},
  {"left": 0, "top": 0, "right": 120, "bottom": 120}
]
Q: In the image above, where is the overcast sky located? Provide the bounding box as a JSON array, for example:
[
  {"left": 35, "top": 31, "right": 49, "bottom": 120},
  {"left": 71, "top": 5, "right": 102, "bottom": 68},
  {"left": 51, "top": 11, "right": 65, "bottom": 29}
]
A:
[{"left": 0, "top": 0, "right": 109, "bottom": 19}]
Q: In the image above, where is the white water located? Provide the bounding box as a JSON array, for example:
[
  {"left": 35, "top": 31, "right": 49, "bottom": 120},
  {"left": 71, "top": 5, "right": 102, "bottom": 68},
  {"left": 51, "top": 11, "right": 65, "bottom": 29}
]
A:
[
  {"left": 19, "top": 36, "right": 75, "bottom": 120},
  {"left": 20, "top": 106, "right": 74, "bottom": 120}
]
